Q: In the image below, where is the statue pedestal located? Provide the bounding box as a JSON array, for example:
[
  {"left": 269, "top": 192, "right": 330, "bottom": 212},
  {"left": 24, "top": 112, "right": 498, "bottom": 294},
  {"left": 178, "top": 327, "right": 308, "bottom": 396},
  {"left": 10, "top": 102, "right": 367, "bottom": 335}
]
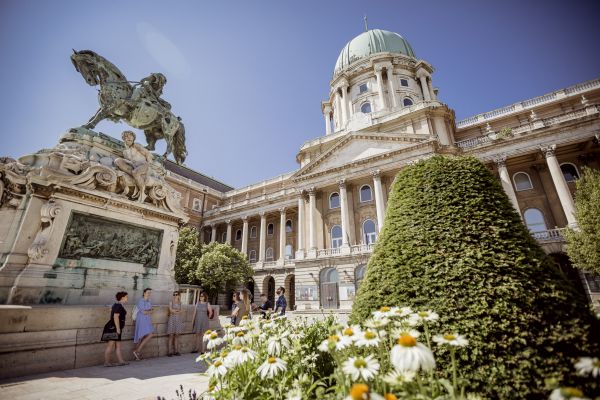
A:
[{"left": 0, "top": 128, "right": 188, "bottom": 305}]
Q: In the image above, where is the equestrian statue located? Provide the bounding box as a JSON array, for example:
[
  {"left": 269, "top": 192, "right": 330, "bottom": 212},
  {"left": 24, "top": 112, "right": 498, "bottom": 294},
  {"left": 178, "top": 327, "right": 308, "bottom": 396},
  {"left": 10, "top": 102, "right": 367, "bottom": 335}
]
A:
[{"left": 70, "top": 50, "right": 187, "bottom": 164}]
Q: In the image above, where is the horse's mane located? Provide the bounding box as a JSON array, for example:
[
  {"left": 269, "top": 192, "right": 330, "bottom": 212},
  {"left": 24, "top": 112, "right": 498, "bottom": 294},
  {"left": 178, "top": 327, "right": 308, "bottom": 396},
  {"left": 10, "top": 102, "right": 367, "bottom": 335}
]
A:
[{"left": 80, "top": 50, "right": 127, "bottom": 81}]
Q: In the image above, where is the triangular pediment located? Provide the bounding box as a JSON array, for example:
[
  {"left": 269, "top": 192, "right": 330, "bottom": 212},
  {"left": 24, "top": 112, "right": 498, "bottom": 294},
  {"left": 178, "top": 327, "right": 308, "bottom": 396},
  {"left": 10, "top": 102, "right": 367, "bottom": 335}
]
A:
[{"left": 293, "top": 132, "right": 429, "bottom": 179}]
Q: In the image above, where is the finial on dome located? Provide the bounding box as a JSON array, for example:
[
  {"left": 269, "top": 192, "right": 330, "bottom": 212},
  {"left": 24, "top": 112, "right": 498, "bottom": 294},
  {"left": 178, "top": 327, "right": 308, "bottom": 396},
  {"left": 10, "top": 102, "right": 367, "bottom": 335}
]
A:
[{"left": 363, "top": 15, "right": 368, "bottom": 32}]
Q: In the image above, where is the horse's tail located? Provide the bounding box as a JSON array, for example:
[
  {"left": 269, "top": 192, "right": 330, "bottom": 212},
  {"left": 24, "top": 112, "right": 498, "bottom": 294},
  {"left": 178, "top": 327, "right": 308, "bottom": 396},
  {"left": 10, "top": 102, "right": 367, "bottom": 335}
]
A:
[{"left": 173, "top": 121, "right": 187, "bottom": 165}]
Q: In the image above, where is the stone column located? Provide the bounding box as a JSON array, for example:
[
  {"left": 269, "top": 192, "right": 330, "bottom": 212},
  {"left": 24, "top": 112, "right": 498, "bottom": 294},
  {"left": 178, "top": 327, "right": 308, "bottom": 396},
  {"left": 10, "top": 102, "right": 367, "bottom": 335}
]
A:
[
  {"left": 339, "top": 179, "right": 350, "bottom": 249},
  {"left": 374, "top": 68, "right": 386, "bottom": 110},
  {"left": 419, "top": 74, "right": 431, "bottom": 101},
  {"left": 385, "top": 67, "right": 398, "bottom": 108},
  {"left": 542, "top": 145, "right": 577, "bottom": 226},
  {"left": 495, "top": 157, "right": 521, "bottom": 215},
  {"left": 278, "top": 207, "right": 286, "bottom": 263},
  {"left": 199, "top": 227, "right": 205, "bottom": 244},
  {"left": 308, "top": 187, "right": 317, "bottom": 251},
  {"left": 334, "top": 92, "right": 342, "bottom": 130},
  {"left": 296, "top": 192, "right": 305, "bottom": 257},
  {"left": 241, "top": 216, "right": 249, "bottom": 254},
  {"left": 210, "top": 224, "right": 217, "bottom": 243},
  {"left": 340, "top": 86, "right": 348, "bottom": 125},
  {"left": 428, "top": 78, "right": 436, "bottom": 101},
  {"left": 323, "top": 104, "right": 332, "bottom": 135},
  {"left": 259, "top": 212, "right": 267, "bottom": 262},
  {"left": 372, "top": 170, "right": 386, "bottom": 231},
  {"left": 344, "top": 85, "right": 353, "bottom": 120},
  {"left": 225, "top": 220, "right": 232, "bottom": 245}
]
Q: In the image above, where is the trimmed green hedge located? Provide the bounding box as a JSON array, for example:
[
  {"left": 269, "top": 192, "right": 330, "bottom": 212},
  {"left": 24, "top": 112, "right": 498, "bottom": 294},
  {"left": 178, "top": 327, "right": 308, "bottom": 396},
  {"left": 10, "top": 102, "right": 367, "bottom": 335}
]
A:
[{"left": 351, "top": 155, "right": 599, "bottom": 399}]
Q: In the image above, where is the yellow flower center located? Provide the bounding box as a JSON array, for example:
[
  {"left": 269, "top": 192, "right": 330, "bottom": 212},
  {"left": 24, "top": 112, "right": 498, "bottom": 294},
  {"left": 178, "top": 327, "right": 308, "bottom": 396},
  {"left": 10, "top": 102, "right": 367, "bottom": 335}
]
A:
[
  {"left": 365, "top": 331, "right": 377, "bottom": 340},
  {"left": 214, "top": 361, "right": 222, "bottom": 367},
  {"left": 268, "top": 357, "right": 277, "bottom": 364},
  {"left": 210, "top": 332, "right": 218, "bottom": 339},
  {"left": 221, "top": 351, "right": 229, "bottom": 357},
  {"left": 397, "top": 334, "right": 417, "bottom": 347},
  {"left": 242, "top": 316, "right": 248, "bottom": 320},
  {"left": 380, "top": 306, "right": 391, "bottom": 312},
  {"left": 384, "top": 394, "right": 398, "bottom": 400},
  {"left": 329, "top": 335, "right": 340, "bottom": 342},
  {"left": 233, "top": 345, "right": 242, "bottom": 350},
  {"left": 444, "top": 334, "right": 457, "bottom": 341},
  {"left": 236, "top": 332, "right": 245, "bottom": 337},
  {"left": 353, "top": 358, "right": 367, "bottom": 368},
  {"left": 205, "top": 329, "right": 212, "bottom": 335},
  {"left": 241, "top": 347, "right": 249, "bottom": 353},
  {"left": 349, "top": 383, "right": 369, "bottom": 400},
  {"left": 561, "top": 388, "right": 584, "bottom": 397},
  {"left": 343, "top": 328, "right": 354, "bottom": 336},
  {"left": 418, "top": 311, "right": 429, "bottom": 317}
]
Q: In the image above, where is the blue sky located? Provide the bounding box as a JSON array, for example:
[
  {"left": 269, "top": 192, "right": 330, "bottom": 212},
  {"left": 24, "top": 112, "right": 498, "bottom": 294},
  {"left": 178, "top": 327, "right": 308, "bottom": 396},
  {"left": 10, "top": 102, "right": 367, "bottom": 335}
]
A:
[{"left": 1, "top": 0, "right": 599, "bottom": 188}]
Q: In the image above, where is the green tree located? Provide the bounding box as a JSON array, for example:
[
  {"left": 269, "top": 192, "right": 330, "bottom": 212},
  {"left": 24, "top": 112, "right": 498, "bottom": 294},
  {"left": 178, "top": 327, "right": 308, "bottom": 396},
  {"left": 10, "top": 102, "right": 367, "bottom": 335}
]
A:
[
  {"left": 174, "top": 226, "right": 203, "bottom": 285},
  {"left": 196, "top": 242, "right": 253, "bottom": 303},
  {"left": 566, "top": 167, "right": 600, "bottom": 275},
  {"left": 351, "top": 155, "right": 599, "bottom": 399}
]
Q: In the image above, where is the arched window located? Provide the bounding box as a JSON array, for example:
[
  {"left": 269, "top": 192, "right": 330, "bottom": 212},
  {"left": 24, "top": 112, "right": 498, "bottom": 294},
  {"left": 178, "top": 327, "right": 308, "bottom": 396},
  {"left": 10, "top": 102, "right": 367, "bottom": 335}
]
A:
[
  {"left": 523, "top": 208, "right": 548, "bottom": 233},
  {"left": 320, "top": 267, "right": 339, "bottom": 284},
  {"left": 560, "top": 163, "right": 580, "bottom": 182},
  {"left": 285, "top": 244, "right": 294, "bottom": 260},
  {"left": 360, "top": 185, "right": 373, "bottom": 202},
  {"left": 249, "top": 250, "right": 257, "bottom": 262},
  {"left": 250, "top": 226, "right": 257, "bottom": 238},
  {"left": 221, "top": 232, "right": 227, "bottom": 243},
  {"left": 363, "top": 219, "right": 377, "bottom": 245},
  {"left": 266, "top": 247, "right": 274, "bottom": 261},
  {"left": 235, "top": 229, "right": 242, "bottom": 241},
  {"left": 355, "top": 264, "right": 366, "bottom": 290},
  {"left": 403, "top": 98, "right": 413, "bottom": 107},
  {"left": 331, "top": 225, "right": 343, "bottom": 248},
  {"left": 361, "top": 102, "right": 372, "bottom": 114},
  {"left": 285, "top": 219, "right": 293, "bottom": 233},
  {"left": 267, "top": 223, "right": 274, "bottom": 236},
  {"left": 329, "top": 192, "right": 340, "bottom": 209},
  {"left": 513, "top": 172, "right": 533, "bottom": 191}
]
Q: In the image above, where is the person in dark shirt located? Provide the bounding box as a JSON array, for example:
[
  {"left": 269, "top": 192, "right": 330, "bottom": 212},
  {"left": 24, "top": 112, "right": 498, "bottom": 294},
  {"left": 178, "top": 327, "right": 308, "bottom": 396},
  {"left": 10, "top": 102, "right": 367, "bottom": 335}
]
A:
[
  {"left": 274, "top": 287, "right": 287, "bottom": 316},
  {"left": 103, "top": 291, "right": 129, "bottom": 367},
  {"left": 258, "top": 293, "right": 272, "bottom": 319}
]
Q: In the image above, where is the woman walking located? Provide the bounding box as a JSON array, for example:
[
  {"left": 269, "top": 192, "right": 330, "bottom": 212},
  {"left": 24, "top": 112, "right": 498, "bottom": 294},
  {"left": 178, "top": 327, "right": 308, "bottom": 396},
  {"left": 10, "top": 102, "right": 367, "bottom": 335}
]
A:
[
  {"left": 133, "top": 288, "right": 155, "bottom": 360},
  {"left": 191, "top": 291, "right": 213, "bottom": 353},
  {"left": 103, "top": 291, "right": 129, "bottom": 367},
  {"left": 167, "top": 291, "right": 184, "bottom": 356}
]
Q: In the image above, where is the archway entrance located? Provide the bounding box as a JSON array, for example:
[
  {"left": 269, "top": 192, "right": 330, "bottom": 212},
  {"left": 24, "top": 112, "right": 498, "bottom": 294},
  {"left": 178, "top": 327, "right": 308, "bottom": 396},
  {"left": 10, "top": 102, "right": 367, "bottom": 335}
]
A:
[
  {"left": 285, "top": 274, "right": 295, "bottom": 311},
  {"left": 263, "top": 276, "right": 275, "bottom": 306},
  {"left": 320, "top": 267, "right": 339, "bottom": 309},
  {"left": 246, "top": 278, "right": 255, "bottom": 302}
]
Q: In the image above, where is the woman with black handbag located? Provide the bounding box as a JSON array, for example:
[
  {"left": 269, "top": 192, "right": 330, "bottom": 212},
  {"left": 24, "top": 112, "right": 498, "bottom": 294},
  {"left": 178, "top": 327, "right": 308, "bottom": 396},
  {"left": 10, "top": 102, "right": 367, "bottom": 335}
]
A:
[{"left": 102, "top": 291, "right": 129, "bottom": 367}]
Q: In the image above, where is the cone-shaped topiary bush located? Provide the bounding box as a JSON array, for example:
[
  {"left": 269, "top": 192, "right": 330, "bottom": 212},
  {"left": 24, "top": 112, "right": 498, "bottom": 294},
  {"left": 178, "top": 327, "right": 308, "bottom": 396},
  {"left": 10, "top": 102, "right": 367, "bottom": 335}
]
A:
[{"left": 351, "top": 155, "right": 599, "bottom": 399}]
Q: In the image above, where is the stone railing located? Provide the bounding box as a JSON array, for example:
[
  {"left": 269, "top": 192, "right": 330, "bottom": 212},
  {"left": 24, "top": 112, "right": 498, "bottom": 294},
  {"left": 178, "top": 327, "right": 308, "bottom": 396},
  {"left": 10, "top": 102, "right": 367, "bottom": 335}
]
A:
[
  {"left": 456, "top": 78, "right": 600, "bottom": 128},
  {"left": 531, "top": 228, "right": 567, "bottom": 243},
  {"left": 456, "top": 107, "right": 595, "bottom": 149}
]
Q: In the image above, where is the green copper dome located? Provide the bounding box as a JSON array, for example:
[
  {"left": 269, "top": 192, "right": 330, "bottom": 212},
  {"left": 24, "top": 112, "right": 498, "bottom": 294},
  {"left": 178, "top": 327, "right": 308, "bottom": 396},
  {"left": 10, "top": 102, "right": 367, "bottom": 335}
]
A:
[{"left": 334, "top": 29, "right": 416, "bottom": 74}]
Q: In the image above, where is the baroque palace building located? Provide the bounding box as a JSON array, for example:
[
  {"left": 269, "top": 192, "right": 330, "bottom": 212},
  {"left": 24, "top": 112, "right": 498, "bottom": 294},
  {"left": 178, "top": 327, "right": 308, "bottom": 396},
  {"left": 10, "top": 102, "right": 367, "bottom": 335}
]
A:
[{"left": 166, "top": 28, "right": 600, "bottom": 313}]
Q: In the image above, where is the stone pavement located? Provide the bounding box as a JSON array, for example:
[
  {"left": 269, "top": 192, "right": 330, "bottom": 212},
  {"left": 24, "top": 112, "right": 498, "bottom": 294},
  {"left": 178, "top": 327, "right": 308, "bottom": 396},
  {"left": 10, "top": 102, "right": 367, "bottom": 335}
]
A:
[{"left": 0, "top": 353, "right": 209, "bottom": 400}]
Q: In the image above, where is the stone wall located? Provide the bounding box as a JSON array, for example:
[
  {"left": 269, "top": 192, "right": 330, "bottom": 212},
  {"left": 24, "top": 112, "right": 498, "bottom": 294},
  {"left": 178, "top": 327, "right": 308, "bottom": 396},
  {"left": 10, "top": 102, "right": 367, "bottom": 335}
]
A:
[{"left": 0, "top": 304, "right": 223, "bottom": 380}]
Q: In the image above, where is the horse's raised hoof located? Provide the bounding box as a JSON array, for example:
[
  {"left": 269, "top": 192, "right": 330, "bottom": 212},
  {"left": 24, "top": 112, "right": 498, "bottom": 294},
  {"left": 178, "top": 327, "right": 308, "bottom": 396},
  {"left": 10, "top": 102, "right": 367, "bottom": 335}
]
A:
[{"left": 145, "top": 144, "right": 156, "bottom": 151}]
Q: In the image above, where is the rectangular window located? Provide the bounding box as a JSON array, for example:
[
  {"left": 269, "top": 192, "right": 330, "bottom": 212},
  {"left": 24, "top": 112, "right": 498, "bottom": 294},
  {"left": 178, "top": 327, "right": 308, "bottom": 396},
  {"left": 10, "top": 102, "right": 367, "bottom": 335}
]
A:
[
  {"left": 359, "top": 83, "right": 368, "bottom": 94},
  {"left": 400, "top": 79, "right": 409, "bottom": 87}
]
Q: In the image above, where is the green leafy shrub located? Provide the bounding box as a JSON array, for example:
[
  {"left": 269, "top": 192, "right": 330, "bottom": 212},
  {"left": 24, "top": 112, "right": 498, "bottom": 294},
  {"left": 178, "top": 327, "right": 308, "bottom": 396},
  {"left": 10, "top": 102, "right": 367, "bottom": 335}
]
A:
[
  {"left": 174, "top": 226, "right": 203, "bottom": 285},
  {"left": 351, "top": 155, "right": 600, "bottom": 399}
]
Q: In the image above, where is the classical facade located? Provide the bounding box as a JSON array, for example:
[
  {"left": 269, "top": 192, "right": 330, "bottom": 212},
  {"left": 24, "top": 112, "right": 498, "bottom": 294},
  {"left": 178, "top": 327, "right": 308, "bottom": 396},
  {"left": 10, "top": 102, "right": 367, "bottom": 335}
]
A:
[{"left": 180, "top": 29, "right": 600, "bottom": 312}]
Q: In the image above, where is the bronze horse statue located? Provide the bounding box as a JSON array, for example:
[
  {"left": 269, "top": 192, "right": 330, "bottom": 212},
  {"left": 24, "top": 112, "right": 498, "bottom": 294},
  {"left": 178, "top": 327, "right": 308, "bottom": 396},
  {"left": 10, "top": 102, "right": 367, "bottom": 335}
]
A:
[{"left": 70, "top": 50, "right": 187, "bottom": 164}]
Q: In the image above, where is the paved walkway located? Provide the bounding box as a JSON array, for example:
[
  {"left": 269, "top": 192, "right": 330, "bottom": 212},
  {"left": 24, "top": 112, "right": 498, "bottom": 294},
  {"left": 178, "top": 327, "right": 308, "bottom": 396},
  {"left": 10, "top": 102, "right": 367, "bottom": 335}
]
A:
[{"left": 0, "top": 354, "right": 209, "bottom": 400}]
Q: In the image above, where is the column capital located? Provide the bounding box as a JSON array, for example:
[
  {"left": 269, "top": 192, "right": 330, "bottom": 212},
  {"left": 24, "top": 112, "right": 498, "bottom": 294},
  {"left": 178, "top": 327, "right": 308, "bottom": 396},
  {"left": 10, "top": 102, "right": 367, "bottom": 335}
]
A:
[
  {"left": 210, "top": 223, "right": 217, "bottom": 228},
  {"left": 371, "top": 169, "right": 382, "bottom": 179},
  {"left": 540, "top": 144, "right": 556, "bottom": 158},
  {"left": 374, "top": 65, "right": 385, "bottom": 74},
  {"left": 225, "top": 219, "right": 232, "bottom": 225},
  {"left": 278, "top": 207, "right": 286, "bottom": 214},
  {"left": 338, "top": 179, "right": 346, "bottom": 189},
  {"left": 241, "top": 215, "right": 248, "bottom": 222},
  {"left": 307, "top": 186, "right": 317, "bottom": 196},
  {"left": 494, "top": 156, "right": 507, "bottom": 169},
  {"left": 259, "top": 211, "right": 266, "bottom": 217}
]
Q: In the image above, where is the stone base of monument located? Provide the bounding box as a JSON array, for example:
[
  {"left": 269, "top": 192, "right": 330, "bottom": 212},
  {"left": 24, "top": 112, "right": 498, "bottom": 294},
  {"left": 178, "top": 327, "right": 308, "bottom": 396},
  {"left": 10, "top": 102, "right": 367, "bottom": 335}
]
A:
[
  {"left": 0, "top": 304, "right": 222, "bottom": 380},
  {"left": 0, "top": 128, "right": 188, "bottom": 305}
]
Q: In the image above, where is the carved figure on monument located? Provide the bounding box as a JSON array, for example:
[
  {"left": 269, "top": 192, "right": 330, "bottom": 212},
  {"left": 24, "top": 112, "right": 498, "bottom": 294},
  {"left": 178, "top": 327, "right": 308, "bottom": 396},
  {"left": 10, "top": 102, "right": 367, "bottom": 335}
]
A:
[
  {"left": 70, "top": 50, "right": 187, "bottom": 164},
  {"left": 114, "top": 131, "right": 153, "bottom": 203}
]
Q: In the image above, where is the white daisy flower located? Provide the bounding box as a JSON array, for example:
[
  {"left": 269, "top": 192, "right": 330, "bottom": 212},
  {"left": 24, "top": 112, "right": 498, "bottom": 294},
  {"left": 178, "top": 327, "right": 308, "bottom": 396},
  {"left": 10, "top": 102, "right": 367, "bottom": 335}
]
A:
[
  {"left": 342, "top": 355, "right": 380, "bottom": 381},
  {"left": 390, "top": 334, "right": 435, "bottom": 372},
  {"left": 285, "top": 388, "right": 303, "bottom": 400},
  {"left": 202, "top": 329, "right": 215, "bottom": 342},
  {"left": 340, "top": 325, "right": 363, "bottom": 342},
  {"left": 318, "top": 334, "right": 351, "bottom": 352},
  {"left": 433, "top": 333, "right": 469, "bottom": 347},
  {"left": 267, "top": 335, "right": 291, "bottom": 356},
  {"left": 365, "top": 317, "right": 390, "bottom": 329},
  {"left": 383, "top": 369, "right": 416, "bottom": 386},
  {"left": 574, "top": 357, "right": 600, "bottom": 378},
  {"left": 232, "top": 331, "right": 249, "bottom": 346},
  {"left": 392, "top": 306, "right": 413, "bottom": 318},
  {"left": 206, "top": 359, "right": 228, "bottom": 377},
  {"left": 204, "top": 331, "right": 225, "bottom": 350},
  {"left": 391, "top": 327, "right": 420, "bottom": 339},
  {"left": 549, "top": 387, "right": 589, "bottom": 400},
  {"left": 226, "top": 346, "right": 257, "bottom": 366},
  {"left": 355, "top": 329, "right": 381, "bottom": 347},
  {"left": 372, "top": 306, "right": 395, "bottom": 319},
  {"left": 410, "top": 310, "right": 439, "bottom": 323},
  {"left": 256, "top": 356, "right": 287, "bottom": 379}
]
